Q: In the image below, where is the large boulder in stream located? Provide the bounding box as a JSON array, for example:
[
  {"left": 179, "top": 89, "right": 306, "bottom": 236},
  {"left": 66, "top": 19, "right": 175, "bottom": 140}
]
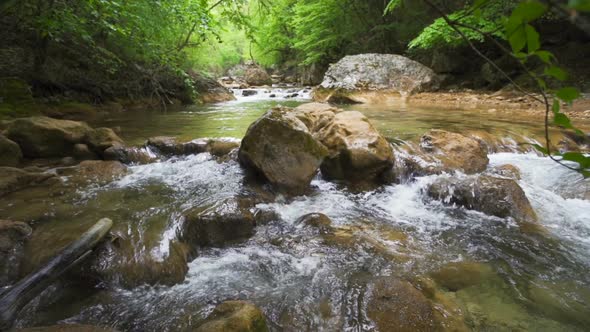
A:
[
  {"left": 239, "top": 103, "right": 394, "bottom": 193},
  {"left": 0, "top": 220, "right": 32, "bottom": 286},
  {"left": 5, "top": 116, "right": 92, "bottom": 158},
  {"left": 0, "top": 134, "right": 22, "bottom": 167},
  {"left": 420, "top": 129, "right": 489, "bottom": 174},
  {"left": 238, "top": 106, "right": 329, "bottom": 194},
  {"left": 427, "top": 175, "right": 537, "bottom": 223},
  {"left": 196, "top": 301, "right": 269, "bottom": 332},
  {"left": 313, "top": 54, "right": 438, "bottom": 104},
  {"left": 4, "top": 116, "right": 124, "bottom": 159},
  {"left": 315, "top": 108, "right": 395, "bottom": 182}
]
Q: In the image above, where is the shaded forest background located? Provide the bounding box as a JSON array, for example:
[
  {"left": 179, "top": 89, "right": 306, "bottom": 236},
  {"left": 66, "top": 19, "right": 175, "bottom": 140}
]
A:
[{"left": 1, "top": 0, "right": 589, "bottom": 106}]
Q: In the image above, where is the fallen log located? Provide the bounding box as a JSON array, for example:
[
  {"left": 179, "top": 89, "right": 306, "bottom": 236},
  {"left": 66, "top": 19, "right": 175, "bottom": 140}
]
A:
[{"left": 0, "top": 218, "right": 113, "bottom": 330}]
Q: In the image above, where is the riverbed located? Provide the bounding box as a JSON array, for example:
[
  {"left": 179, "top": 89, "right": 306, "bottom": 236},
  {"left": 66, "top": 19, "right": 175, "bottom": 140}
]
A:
[{"left": 2, "top": 88, "right": 590, "bottom": 331}]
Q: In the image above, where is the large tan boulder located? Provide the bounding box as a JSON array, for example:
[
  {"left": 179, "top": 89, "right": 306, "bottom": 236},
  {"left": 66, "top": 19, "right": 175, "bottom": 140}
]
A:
[
  {"left": 420, "top": 129, "right": 489, "bottom": 174},
  {"left": 238, "top": 107, "right": 329, "bottom": 194},
  {"left": 5, "top": 116, "right": 92, "bottom": 158},
  {"left": 196, "top": 301, "right": 269, "bottom": 332},
  {"left": 427, "top": 175, "right": 537, "bottom": 223},
  {"left": 315, "top": 109, "right": 394, "bottom": 182},
  {"left": 0, "top": 134, "right": 22, "bottom": 167},
  {"left": 314, "top": 54, "right": 438, "bottom": 104}
]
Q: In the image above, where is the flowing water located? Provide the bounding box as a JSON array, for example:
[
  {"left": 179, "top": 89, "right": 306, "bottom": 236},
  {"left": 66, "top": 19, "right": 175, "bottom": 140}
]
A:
[{"left": 1, "top": 88, "right": 590, "bottom": 331}]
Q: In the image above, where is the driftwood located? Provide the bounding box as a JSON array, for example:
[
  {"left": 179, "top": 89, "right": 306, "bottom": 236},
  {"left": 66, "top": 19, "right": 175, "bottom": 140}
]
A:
[{"left": 0, "top": 218, "right": 113, "bottom": 330}]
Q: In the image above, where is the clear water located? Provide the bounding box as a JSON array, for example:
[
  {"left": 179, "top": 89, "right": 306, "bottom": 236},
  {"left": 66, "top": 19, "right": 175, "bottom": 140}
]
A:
[{"left": 1, "top": 88, "right": 589, "bottom": 331}]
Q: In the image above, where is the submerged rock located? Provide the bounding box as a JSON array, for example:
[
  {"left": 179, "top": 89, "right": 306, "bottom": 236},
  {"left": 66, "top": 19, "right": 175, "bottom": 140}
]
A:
[
  {"left": 427, "top": 175, "right": 537, "bottom": 223},
  {"left": 5, "top": 116, "right": 92, "bottom": 158},
  {"left": 182, "top": 197, "right": 257, "bottom": 247},
  {"left": 420, "top": 129, "right": 489, "bottom": 174},
  {"left": 0, "top": 134, "right": 22, "bottom": 167},
  {"left": 430, "top": 261, "right": 496, "bottom": 292},
  {"left": 238, "top": 107, "right": 328, "bottom": 194},
  {"left": 72, "top": 160, "right": 128, "bottom": 184},
  {"left": 367, "top": 278, "right": 436, "bottom": 332},
  {"left": 316, "top": 109, "right": 394, "bottom": 183},
  {"left": 0, "top": 220, "right": 32, "bottom": 286},
  {"left": 15, "top": 324, "right": 119, "bottom": 332},
  {"left": 196, "top": 301, "right": 269, "bottom": 332},
  {"left": 314, "top": 54, "right": 438, "bottom": 104},
  {"left": 0, "top": 167, "right": 56, "bottom": 196}
]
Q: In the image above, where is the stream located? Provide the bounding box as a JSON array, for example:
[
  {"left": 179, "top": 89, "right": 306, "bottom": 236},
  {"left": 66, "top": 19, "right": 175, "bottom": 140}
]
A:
[{"left": 2, "top": 88, "right": 590, "bottom": 331}]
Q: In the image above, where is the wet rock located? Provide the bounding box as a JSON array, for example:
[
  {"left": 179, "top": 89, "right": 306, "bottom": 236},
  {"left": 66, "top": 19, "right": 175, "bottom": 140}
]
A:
[
  {"left": 527, "top": 279, "right": 590, "bottom": 327},
  {"left": 420, "top": 129, "right": 489, "bottom": 174},
  {"left": 85, "top": 127, "right": 124, "bottom": 155},
  {"left": 427, "top": 175, "right": 537, "bottom": 223},
  {"left": 367, "top": 278, "right": 436, "bottom": 332},
  {"left": 192, "top": 72, "right": 236, "bottom": 103},
  {"left": 146, "top": 136, "right": 206, "bottom": 156},
  {"left": 430, "top": 261, "right": 495, "bottom": 292},
  {"left": 0, "top": 167, "right": 56, "bottom": 196},
  {"left": 316, "top": 110, "right": 395, "bottom": 183},
  {"left": 103, "top": 145, "right": 156, "bottom": 165},
  {"left": 182, "top": 198, "right": 257, "bottom": 247},
  {"left": 0, "top": 134, "right": 22, "bottom": 167},
  {"left": 238, "top": 107, "right": 328, "bottom": 194},
  {"left": 269, "top": 94, "right": 276, "bottom": 98},
  {"left": 295, "top": 213, "right": 333, "bottom": 234},
  {"left": 314, "top": 54, "right": 438, "bottom": 104},
  {"left": 414, "top": 276, "right": 470, "bottom": 332},
  {"left": 242, "top": 89, "right": 258, "bottom": 97},
  {"left": 196, "top": 301, "right": 269, "bottom": 332},
  {"left": 489, "top": 164, "right": 521, "bottom": 180},
  {"left": 5, "top": 116, "right": 92, "bottom": 158},
  {"left": 85, "top": 239, "right": 190, "bottom": 288},
  {"left": 73, "top": 143, "right": 99, "bottom": 161},
  {"left": 0, "top": 220, "right": 32, "bottom": 286},
  {"left": 244, "top": 67, "right": 272, "bottom": 87},
  {"left": 15, "top": 324, "right": 119, "bottom": 332},
  {"left": 207, "top": 138, "right": 241, "bottom": 158},
  {"left": 72, "top": 160, "right": 128, "bottom": 184}
]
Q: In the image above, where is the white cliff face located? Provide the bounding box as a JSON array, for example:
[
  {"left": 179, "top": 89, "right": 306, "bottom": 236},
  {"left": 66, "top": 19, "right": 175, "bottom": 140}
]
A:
[{"left": 320, "top": 53, "right": 439, "bottom": 95}]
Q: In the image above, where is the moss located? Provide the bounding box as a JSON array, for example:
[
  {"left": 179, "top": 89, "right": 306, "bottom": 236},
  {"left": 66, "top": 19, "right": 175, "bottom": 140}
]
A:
[{"left": 0, "top": 78, "right": 39, "bottom": 119}]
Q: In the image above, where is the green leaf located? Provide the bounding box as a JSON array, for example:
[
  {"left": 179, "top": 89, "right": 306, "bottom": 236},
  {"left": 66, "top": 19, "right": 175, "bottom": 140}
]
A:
[
  {"left": 512, "top": 1, "right": 548, "bottom": 22},
  {"left": 555, "top": 87, "right": 580, "bottom": 103},
  {"left": 554, "top": 113, "right": 574, "bottom": 129},
  {"left": 561, "top": 152, "right": 590, "bottom": 169},
  {"left": 507, "top": 23, "right": 527, "bottom": 52},
  {"left": 544, "top": 66, "right": 568, "bottom": 81},
  {"left": 534, "top": 50, "right": 554, "bottom": 64},
  {"left": 569, "top": 0, "right": 590, "bottom": 11},
  {"left": 552, "top": 99, "right": 560, "bottom": 114},
  {"left": 525, "top": 24, "right": 540, "bottom": 53},
  {"left": 529, "top": 143, "right": 549, "bottom": 154}
]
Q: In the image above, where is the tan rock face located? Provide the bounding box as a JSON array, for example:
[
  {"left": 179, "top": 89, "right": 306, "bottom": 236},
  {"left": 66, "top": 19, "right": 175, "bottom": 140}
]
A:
[
  {"left": 239, "top": 103, "right": 394, "bottom": 194},
  {"left": 420, "top": 129, "right": 489, "bottom": 174},
  {"left": 316, "top": 110, "right": 395, "bottom": 182},
  {"left": 196, "top": 301, "right": 269, "bottom": 332},
  {"left": 238, "top": 107, "right": 329, "bottom": 195},
  {"left": 74, "top": 160, "right": 128, "bottom": 184},
  {"left": 367, "top": 278, "right": 436, "bottom": 332},
  {"left": 6, "top": 116, "right": 93, "bottom": 158},
  {"left": 427, "top": 175, "right": 537, "bottom": 223}
]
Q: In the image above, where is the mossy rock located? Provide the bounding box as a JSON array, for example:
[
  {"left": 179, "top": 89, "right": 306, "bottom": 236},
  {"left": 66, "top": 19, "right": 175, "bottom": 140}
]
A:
[
  {"left": 196, "top": 301, "right": 269, "bottom": 332},
  {"left": 430, "top": 261, "right": 496, "bottom": 292}
]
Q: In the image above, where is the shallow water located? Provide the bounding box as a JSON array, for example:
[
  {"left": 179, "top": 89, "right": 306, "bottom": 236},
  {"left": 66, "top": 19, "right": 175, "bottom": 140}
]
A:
[{"left": 2, "top": 88, "right": 590, "bottom": 331}]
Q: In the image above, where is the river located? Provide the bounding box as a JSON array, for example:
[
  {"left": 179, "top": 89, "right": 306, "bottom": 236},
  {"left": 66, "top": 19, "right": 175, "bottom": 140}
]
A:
[{"left": 2, "top": 88, "right": 590, "bottom": 331}]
